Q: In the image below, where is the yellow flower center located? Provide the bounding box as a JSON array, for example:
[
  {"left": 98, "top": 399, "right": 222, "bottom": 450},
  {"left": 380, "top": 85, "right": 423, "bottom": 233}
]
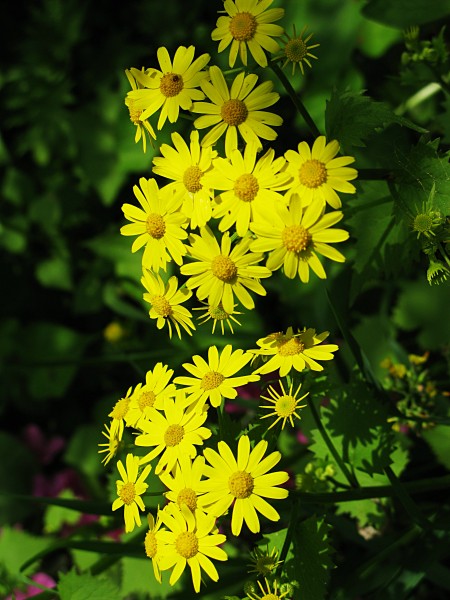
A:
[
  {"left": 119, "top": 481, "right": 136, "bottom": 505},
  {"left": 282, "top": 225, "right": 311, "bottom": 252},
  {"left": 211, "top": 255, "right": 238, "bottom": 282},
  {"left": 183, "top": 165, "right": 203, "bottom": 193},
  {"left": 228, "top": 470, "right": 254, "bottom": 499},
  {"left": 159, "top": 72, "right": 184, "bottom": 97},
  {"left": 285, "top": 37, "right": 308, "bottom": 63},
  {"left": 164, "top": 424, "right": 184, "bottom": 447},
  {"left": 229, "top": 12, "right": 257, "bottom": 42},
  {"left": 127, "top": 100, "right": 142, "bottom": 124},
  {"left": 413, "top": 213, "right": 433, "bottom": 233},
  {"left": 151, "top": 295, "right": 172, "bottom": 317},
  {"left": 201, "top": 370, "right": 225, "bottom": 390},
  {"left": 146, "top": 213, "right": 166, "bottom": 239},
  {"left": 275, "top": 395, "right": 297, "bottom": 417},
  {"left": 145, "top": 531, "right": 158, "bottom": 558},
  {"left": 253, "top": 555, "right": 279, "bottom": 577},
  {"left": 208, "top": 304, "right": 230, "bottom": 320},
  {"left": 177, "top": 487, "right": 197, "bottom": 512},
  {"left": 277, "top": 337, "right": 305, "bottom": 356},
  {"left": 175, "top": 531, "right": 199, "bottom": 559},
  {"left": 234, "top": 173, "right": 259, "bottom": 202},
  {"left": 260, "top": 594, "right": 278, "bottom": 600},
  {"left": 138, "top": 390, "right": 156, "bottom": 410},
  {"left": 111, "top": 398, "right": 130, "bottom": 420},
  {"left": 221, "top": 98, "right": 248, "bottom": 126},
  {"left": 298, "top": 159, "right": 327, "bottom": 188}
]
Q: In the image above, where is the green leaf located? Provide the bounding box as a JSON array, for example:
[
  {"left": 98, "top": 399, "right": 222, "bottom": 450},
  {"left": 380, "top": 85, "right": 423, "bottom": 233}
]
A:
[
  {"left": 35, "top": 256, "right": 73, "bottom": 291},
  {"left": 58, "top": 569, "right": 122, "bottom": 600},
  {"left": 292, "top": 517, "right": 334, "bottom": 600},
  {"left": 0, "top": 527, "right": 50, "bottom": 577},
  {"left": 309, "top": 382, "right": 394, "bottom": 476},
  {"left": 325, "top": 89, "right": 425, "bottom": 150},
  {"left": 64, "top": 424, "right": 103, "bottom": 478},
  {"left": 422, "top": 426, "right": 450, "bottom": 469},
  {"left": 363, "top": 0, "right": 450, "bottom": 27},
  {"left": 394, "top": 139, "right": 450, "bottom": 216},
  {"left": 44, "top": 489, "right": 82, "bottom": 533}
]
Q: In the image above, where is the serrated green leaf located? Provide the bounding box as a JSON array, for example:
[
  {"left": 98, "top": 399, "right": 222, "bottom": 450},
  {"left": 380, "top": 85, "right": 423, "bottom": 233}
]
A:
[
  {"left": 363, "top": 0, "right": 450, "bottom": 27},
  {"left": 325, "top": 90, "right": 425, "bottom": 149},
  {"left": 58, "top": 569, "right": 122, "bottom": 600},
  {"left": 309, "top": 382, "right": 394, "bottom": 476},
  {"left": 291, "top": 516, "right": 334, "bottom": 600},
  {"left": 394, "top": 139, "right": 450, "bottom": 216}
]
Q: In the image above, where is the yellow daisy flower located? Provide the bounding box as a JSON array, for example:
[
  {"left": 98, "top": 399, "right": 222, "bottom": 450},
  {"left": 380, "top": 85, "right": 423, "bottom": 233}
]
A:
[
  {"left": 191, "top": 66, "right": 282, "bottom": 156},
  {"left": 198, "top": 435, "right": 289, "bottom": 536},
  {"left": 125, "top": 363, "right": 176, "bottom": 428},
  {"left": 159, "top": 454, "right": 206, "bottom": 513},
  {"left": 206, "top": 142, "right": 292, "bottom": 237},
  {"left": 193, "top": 301, "right": 242, "bottom": 335},
  {"left": 273, "top": 25, "right": 320, "bottom": 76},
  {"left": 174, "top": 344, "right": 260, "bottom": 410},
  {"left": 247, "top": 545, "right": 282, "bottom": 577},
  {"left": 260, "top": 380, "right": 308, "bottom": 430},
  {"left": 212, "top": 0, "right": 284, "bottom": 68},
  {"left": 144, "top": 511, "right": 168, "bottom": 583},
  {"left": 142, "top": 270, "right": 195, "bottom": 339},
  {"left": 152, "top": 130, "right": 217, "bottom": 230},
  {"left": 124, "top": 68, "right": 156, "bottom": 153},
  {"left": 108, "top": 387, "right": 133, "bottom": 440},
  {"left": 127, "top": 46, "right": 210, "bottom": 130},
  {"left": 285, "top": 135, "right": 358, "bottom": 209},
  {"left": 158, "top": 503, "right": 228, "bottom": 593},
  {"left": 247, "top": 577, "right": 289, "bottom": 600},
  {"left": 120, "top": 177, "right": 188, "bottom": 272},
  {"left": 112, "top": 453, "right": 152, "bottom": 533},
  {"left": 251, "top": 326, "right": 339, "bottom": 376},
  {"left": 180, "top": 226, "right": 272, "bottom": 314},
  {"left": 98, "top": 422, "right": 121, "bottom": 466},
  {"left": 135, "top": 395, "right": 212, "bottom": 474},
  {"left": 250, "top": 194, "right": 349, "bottom": 283}
]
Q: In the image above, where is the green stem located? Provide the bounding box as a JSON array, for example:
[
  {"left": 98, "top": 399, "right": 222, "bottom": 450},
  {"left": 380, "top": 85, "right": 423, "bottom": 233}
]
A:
[
  {"left": 306, "top": 395, "right": 359, "bottom": 488},
  {"left": 384, "top": 465, "right": 430, "bottom": 529},
  {"left": 276, "top": 496, "right": 299, "bottom": 577},
  {"left": 269, "top": 62, "right": 321, "bottom": 137},
  {"left": 294, "top": 473, "right": 450, "bottom": 503}
]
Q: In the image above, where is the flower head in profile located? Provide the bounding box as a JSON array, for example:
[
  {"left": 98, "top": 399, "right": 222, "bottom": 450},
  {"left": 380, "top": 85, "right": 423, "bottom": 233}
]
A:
[
  {"left": 142, "top": 270, "right": 195, "bottom": 339},
  {"left": 174, "top": 344, "right": 259, "bottom": 410},
  {"left": 158, "top": 503, "right": 228, "bottom": 593},
  {"left": 127, "top": 46, "right": 210, "bottom": 129},
  {"left": 198, "top": 435, "right": 289, "bottom": 535},
  {"left": 112, "top": 453, "right": 152, "bottom": 532},
  {"left": 212, "top": 0, "right": 284, "bottom": 68},
  {"left": 121, "top": 178, "right": 188, "bottom": 272},
  {"left": 260, "top": 379, "right": 308, "bottom": 430},
  {"left": 144, "top": 511, "right": 168, "bottom": 583},
  {"left": 191, "top": 66, "right": 282, "bottom": 156},
  {"left": 159, "top": 454, "right": 206, "bottom": 514},
  {"left": 207, "top": 142, "right": 292, "bottom": 237},
  {"left": 181, "top": 226, "right": 272, "bottom": 314},
  {"left": 285, "top": 136, "right": 358, "bottom": 208},
  {"left": 251, "top": 326, "right": 339, "bottom": 377},
  {"left": 250, "top": 194, "right": 349, "bottom": 283},
  {"left": 125, "top": 362, "right": 176, "bottom": 428},
  {"left": 135, "top": 396, "right": 211, "bottom": 474},
  {"left": 247, "top": 577, "right": 289, "bottom": 600},
  {"left": 124, "top": 68, "right": 156, "bottom": 152},
  {"left": 193, "top": 301, "right": 242, "bottom": 335},
  {"left": 152, "top": 131, "right": 217, "bottom": 230},
  {"left": 108, "top": 386, "right": 133, "bottom": 440},
  {"left": 273, "top": 25, "right": 320, "bottom": 75},
  {"left": 98, "top": 422, "right": 121, "bottom": 466}
]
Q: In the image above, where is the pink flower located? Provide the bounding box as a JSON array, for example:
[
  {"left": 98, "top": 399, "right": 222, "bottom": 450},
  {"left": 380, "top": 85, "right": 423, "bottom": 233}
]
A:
[
  {"left": 7, "top": 572, "right": 56, "bottom": 600},
  {"left": 22, "top": 424, "right": 65, "bottom": 465}
]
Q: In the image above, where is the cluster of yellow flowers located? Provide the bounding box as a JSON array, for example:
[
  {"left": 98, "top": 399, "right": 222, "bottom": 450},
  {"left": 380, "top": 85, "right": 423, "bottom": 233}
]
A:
[{"left": 100, "top": 0, "right": 358, "bottom": 595}]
